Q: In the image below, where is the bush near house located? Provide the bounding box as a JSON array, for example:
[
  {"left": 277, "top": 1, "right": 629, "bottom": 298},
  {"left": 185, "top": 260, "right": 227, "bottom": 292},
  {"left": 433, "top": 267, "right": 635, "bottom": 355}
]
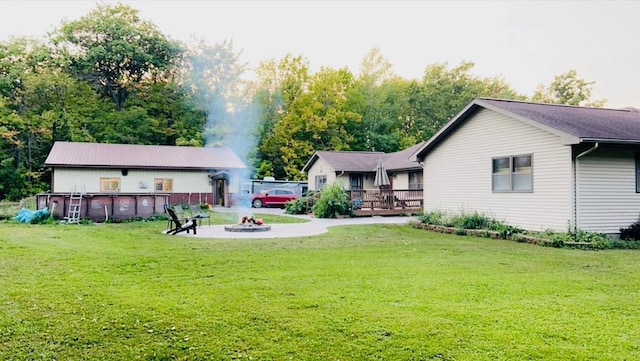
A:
[
  {"left": 285, "top": 191, "right": 319, "bottom": 215},
  {"left": 619, "top": 218, "right": 640, "bottom": 241},
  {"left": 285, "top": 185, "right": 352, "bottom": 218},
  {"left": 311, "top": 184, "right": 352, "bottom": 218},
  {"left": 415, "top": 211, "right": 640, "bottom": 250}
]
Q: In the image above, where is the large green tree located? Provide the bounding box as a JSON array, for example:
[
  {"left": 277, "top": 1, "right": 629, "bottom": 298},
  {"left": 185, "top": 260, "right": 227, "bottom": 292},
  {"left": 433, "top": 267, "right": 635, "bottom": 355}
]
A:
[
  {"left": 532, "top": 70, "right": 606, "bottom": 107},
  {"left": 0, "top": 36, "right": 108, "bottom": 200},
  {"left": 407, "top": 61, "right": 523, "bottom": 141},
  {"left": 254, "top": 55, "right": 310, "bottom": 179},
  {"left": 0, "top": 96, "right": 32, "bottom": 200},
  {"left": 53, "top": 3, "right": 181, "bottom": 111},
  {"left": 347, "top": 48, "right": 408, "bottom": 152},
  {"left": 267, "top": 66, "right": 360, "bottom": 180}
]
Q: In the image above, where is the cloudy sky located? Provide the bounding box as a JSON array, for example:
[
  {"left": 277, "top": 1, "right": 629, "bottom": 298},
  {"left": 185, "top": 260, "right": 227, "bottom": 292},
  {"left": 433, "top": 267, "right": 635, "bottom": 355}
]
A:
[{"left": 1, "top": 0, "right": 638, "bottom": 108}]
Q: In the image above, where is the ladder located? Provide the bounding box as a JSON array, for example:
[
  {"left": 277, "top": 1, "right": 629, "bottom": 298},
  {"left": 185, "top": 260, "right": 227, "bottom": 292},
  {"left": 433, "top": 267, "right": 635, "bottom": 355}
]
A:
[{"left": 66, "top": 187, "right": 84, "bottom": 224}]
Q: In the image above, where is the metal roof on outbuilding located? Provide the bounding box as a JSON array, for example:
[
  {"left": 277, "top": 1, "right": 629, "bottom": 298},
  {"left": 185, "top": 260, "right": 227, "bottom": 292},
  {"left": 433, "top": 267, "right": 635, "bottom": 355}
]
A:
[{"left": 45, "top": 142, "right": 247, "bottom": 170}]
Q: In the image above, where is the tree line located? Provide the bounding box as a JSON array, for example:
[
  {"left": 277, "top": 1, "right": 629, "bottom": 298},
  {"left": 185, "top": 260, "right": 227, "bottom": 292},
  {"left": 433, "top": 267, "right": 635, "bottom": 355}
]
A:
[{"left": 0, "top": 4, "right": 604, "bottom": 201}]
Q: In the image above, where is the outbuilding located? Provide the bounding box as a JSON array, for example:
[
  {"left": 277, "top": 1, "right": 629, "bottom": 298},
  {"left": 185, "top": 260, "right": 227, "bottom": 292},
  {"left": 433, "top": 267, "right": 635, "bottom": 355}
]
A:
[{"left": 39, "top": 141, "right": 246, "bottom": 221}]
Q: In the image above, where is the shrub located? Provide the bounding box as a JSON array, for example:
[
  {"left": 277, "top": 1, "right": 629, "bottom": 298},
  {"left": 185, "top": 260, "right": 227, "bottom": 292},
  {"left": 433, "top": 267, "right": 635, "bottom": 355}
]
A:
[
  {"left": 488, "top": 223, "right": 523, "bottom": 239},
  {"left": 454, "top": 211, "right": 491, "bottom": 230},
  {"left": 285, "top": 191, "right": 318, "bottom": 215},
  {"left": 539, "top": 229, "right": 616, "bottom": 249},
  {"left": 285, "top": 198, "right": 307, "bottom": 214},
  {"left": 417, "top": 210, "right": 447, "bottom": 226},
  {"left": 415, "top": 210, "right": 640, "bottom": 250},
  {"left": 312, "top": 184, "right": 351, "bottom": 218},
  {"left": 619, "top": 218, "right": 640, "bottom": 241},
  {"left": 419, "top": 210, "right": 521, "bottom": 235},
  {"left": 609, "top": 238, "right": 640, "bottom": 249}
]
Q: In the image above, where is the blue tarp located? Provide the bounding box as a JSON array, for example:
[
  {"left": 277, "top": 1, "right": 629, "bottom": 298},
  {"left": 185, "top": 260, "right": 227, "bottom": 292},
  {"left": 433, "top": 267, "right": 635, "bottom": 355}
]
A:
[{"left": 14, "top": 207, "right": 49, "bottom": 223}]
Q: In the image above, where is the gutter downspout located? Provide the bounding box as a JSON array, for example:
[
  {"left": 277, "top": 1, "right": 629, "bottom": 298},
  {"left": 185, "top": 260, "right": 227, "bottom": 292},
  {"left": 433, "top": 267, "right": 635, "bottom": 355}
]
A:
[{"left": 573, "top": 143, "right": 599, "bottom": 232}]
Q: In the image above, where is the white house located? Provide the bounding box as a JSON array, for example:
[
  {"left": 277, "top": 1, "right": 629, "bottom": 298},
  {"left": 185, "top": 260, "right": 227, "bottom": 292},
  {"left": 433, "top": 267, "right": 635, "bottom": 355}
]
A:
[
  {"left": 42, "top": 142, "right": 246, "bottom": 220},
  {"left": 412, "top": 97, "right": 640, "bottom": 234},
  {"left": 303, "top": 142, "right": 424, "bottom": 191}
]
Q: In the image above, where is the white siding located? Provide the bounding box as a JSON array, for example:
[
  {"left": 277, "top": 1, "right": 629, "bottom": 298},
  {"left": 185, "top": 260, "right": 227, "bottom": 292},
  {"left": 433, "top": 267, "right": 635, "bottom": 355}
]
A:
[
  {"left": 576, "top": 147, "right": 640, "bottom": 234},
  {"left": 306, "top": 158, "right": 337, "bottom": 191},
  {"left": 393, "top": 172, "right": 409, "bottom": 189},
  {"left": 340, "top": 172, "right": 376, "bottom": 190},
  {"left": 360, "top": 174, "right": 375, "bottom": 190},
  {"left": 422, "top": 108, "right": 573, "bottom": 232},
  {"left": 52, "top": 168, "right": 240, "bottom": 194},
  {"left": 335, "top": 173, "right": 349, "bottom": 189}
]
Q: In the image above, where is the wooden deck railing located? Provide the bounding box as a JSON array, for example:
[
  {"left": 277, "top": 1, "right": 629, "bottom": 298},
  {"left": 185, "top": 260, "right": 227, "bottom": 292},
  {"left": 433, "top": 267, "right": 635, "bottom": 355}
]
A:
[{"left": 347, "top": 189, "right": 423, "bottom": 211}]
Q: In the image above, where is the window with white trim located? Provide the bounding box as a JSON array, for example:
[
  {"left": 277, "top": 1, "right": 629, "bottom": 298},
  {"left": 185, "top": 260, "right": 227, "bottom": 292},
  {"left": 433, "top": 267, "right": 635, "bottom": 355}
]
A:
[
  {"left": 408, "top": 171, "right": 423, "bottom": 190},
  {"left": 315, "top": 175, "right": 327, "bottom": 190},
  {"left": 154, "top": 178, "right": 173, "bottom": 191},
  {"left": 492, "top": 154, "right": 532, "bottom": 192},
  {"left": 100, "top": 178, "right": 120, "bottom": 192}
]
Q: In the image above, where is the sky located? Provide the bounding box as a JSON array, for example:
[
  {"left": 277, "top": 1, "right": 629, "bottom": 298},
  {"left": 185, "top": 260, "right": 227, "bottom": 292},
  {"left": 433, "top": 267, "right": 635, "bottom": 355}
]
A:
[{"left": 1, "top": 0, "right": 639, "bottom": 109}]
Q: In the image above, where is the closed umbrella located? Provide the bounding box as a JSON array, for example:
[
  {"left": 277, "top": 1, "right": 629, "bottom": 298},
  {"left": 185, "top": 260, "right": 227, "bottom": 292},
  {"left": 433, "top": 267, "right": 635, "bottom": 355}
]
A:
[{"left": 374, "top": 159, "right": 390, "bottom": 188}]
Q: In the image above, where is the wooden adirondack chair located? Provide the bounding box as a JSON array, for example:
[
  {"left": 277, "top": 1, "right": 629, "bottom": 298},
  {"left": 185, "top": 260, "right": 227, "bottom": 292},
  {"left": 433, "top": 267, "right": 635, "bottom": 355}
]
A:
[
  {"left": 165, "top": 208, "right": 197, "bottom": 235},
  {"left": 189, "top": 204, "right": 211, "bottom": 226}
]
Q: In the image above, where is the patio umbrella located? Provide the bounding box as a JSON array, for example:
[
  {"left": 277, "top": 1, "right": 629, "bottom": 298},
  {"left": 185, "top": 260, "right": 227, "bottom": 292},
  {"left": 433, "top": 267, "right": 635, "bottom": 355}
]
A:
[{"left": 374, "top": 159, "right": 391, "bottom": 188}]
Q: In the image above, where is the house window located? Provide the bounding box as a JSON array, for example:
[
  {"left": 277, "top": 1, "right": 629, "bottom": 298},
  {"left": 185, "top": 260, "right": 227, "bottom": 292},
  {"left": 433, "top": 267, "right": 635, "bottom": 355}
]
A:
[
  {"left": 100, "top": 178, "right": 120, "bottom": 192},
  {"left": 350, "top": 174, "right": 363, "bottom": 190},
  {"left": 315, "top": 175, "right": 327, "bottom": 190},
  {"left": 155, "top": 178, "right": 173, "bottom": 191},
  {"left": 492, "top": 154, "right": 532, "bottom": 192},
  {"left": 409, "top": 171, "right": 423, "bottom": 190}
]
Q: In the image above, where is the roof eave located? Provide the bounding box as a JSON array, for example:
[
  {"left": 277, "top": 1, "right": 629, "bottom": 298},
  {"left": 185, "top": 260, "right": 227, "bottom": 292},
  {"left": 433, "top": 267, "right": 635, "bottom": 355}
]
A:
[
  {"left": 413, "top": 98, "right": 588, "bottom": 160},
  {"left": 388, "top": 165, "right": 423, "bottom": 172},
  {"left": 302, "top": 153, "right": 320, "bottom": 172},
  {"left": 413, "top": 100, "right": 483, "bottom": 160},
  {"left": 46, "top": 164, "right": 244, "bottom": 170},
  {"left": 476, "top": 98, "right": 579, "bottom": 142},
  {"left": 579, "top": 138, "right": 640, "bottom": 145}
]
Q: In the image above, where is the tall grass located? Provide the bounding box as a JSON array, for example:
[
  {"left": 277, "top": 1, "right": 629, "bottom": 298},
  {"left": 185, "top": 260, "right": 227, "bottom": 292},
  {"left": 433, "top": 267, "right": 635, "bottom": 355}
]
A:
[
  {"left": 0, "top": 197, "right": 36, "bottom": 220},
  {"left": 1, "top": 219, "right": 639, "bottom": 360}
]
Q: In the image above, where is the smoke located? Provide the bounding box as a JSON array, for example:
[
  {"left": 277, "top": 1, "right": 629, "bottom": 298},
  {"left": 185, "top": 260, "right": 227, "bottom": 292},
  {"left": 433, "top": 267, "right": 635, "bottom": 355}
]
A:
[
  {"left": 182, "top": 37, "right": 261, "bottom": 211},
  {"left": 183, "top": 37, "right": 258, "bottom": 175}
]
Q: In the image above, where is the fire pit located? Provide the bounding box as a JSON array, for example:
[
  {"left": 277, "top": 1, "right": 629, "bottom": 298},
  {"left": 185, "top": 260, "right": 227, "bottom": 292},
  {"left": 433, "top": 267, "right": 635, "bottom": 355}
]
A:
[{"left": 224, "top": 214, "right": 271, "bottom": 232}]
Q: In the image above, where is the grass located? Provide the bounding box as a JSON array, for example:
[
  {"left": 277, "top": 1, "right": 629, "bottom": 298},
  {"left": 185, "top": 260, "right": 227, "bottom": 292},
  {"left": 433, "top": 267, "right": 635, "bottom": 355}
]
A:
[
  {"left": 0, "top": 197, "right": 36, "bottom": 220},
  {"left": 202, "top": 209, "right": 308, "bottom": 226},
  {"left": 1, "top": 215, "right": 639, "bottom": 360}
]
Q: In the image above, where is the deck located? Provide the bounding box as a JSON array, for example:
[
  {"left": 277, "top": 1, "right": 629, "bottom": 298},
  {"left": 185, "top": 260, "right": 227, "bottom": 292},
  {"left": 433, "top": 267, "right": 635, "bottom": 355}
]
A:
[{"left": 348, "top": 189, "right": 423, "bottom": 217}]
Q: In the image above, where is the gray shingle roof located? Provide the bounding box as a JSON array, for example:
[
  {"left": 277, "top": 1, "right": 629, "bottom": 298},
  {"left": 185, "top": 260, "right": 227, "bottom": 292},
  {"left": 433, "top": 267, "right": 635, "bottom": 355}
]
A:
[
  {"left": 303, "top": 143, "right": 424, "bottom": 173},
  {"left": 480, "top": 98, "right": 640, "bottom": 141},
  {"left": 414, "top": 98, "right": 640, "bottom": 160},
  {"left": 382, "top": 142, "right": 425, "bottom": 171},
  {"left": 45, "top": 142, "right": 246, "bottom": 170},
  {"left": 305, "top": 151, "right": 384, "bottom": 172}
]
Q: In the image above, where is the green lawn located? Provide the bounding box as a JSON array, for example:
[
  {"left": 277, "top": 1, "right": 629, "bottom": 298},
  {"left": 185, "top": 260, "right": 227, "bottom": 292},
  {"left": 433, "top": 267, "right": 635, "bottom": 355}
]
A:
[{"left": 1, "top": 215, "right": 639, "bottom": 360}]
